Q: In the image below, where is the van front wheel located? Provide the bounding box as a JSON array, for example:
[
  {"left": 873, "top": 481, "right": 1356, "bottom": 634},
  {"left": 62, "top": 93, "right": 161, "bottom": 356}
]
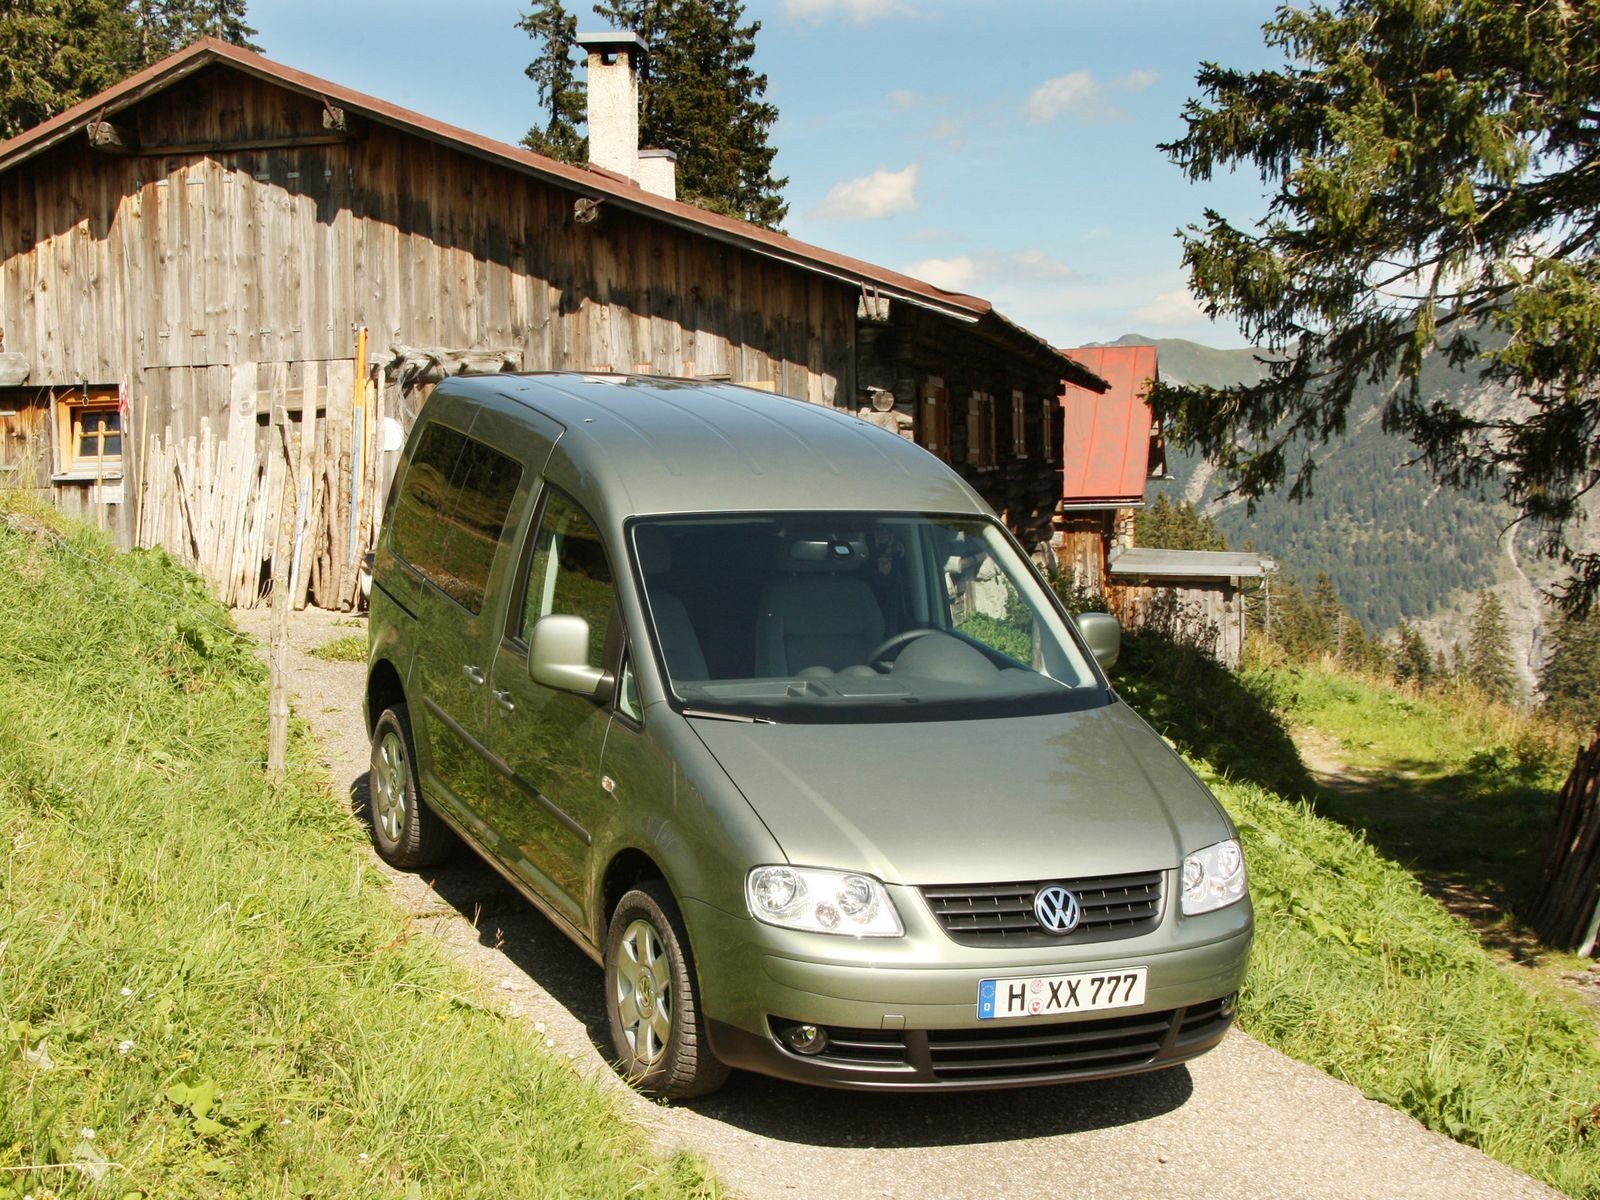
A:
[{"left": 604, "top": 882, "right": 729, "bottom": 1100}]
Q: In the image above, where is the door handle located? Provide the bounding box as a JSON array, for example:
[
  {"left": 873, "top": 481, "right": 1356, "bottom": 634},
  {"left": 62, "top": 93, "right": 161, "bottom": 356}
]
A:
[
  {"left": 494, "top": 689, "right": 516, "bottom": 714},
  {"left": 462, "top": 665, "right": 485, "bottom": 686}
]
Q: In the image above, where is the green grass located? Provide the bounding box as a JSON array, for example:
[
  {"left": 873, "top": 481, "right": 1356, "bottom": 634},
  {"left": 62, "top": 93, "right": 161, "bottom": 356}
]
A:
[
  {"left": 308, "top": 634, "right": 369, "bottom": 663},
  {"left": 1244, "top": 665, "right": 1575, "bottom": 911},
  {"left": 1111, "top": 634, "right": 1600, "bottom": 1198},
  {"left": 0, "top": 497, "right": 717, "bottom": 1199}
]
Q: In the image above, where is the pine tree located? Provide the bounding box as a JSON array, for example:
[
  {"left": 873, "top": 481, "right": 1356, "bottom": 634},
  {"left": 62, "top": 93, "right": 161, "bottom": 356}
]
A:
[
  {"left": 1462, "top": 591, "right": 1518, "bottom": 702},
  {"left": 140, "top": 0, "right": 258, "bottom": 54},
  {"left": 518, "top": 1, "right": 587, "bottom": 162},
  {"left": 1, "top": 1, "right": 141, "bottom": 137},
  {"left": 1, "top": 1, "right": 258, "bottom": 139},
  {"left": 1393, "top": 621, "right": 1432, "bottom": 686},
  {"left": 1157, "top": 0, "right": 1600, "bottom": 613},
  {"left": 519, "top": 0, "right": 788, "bottom": 229},
  {"left": 1136, "top": 493, "right": 1228, "bottom": 551},
  {"left": 1539, "top": 612, "right": 1600, "bottom": 728}
]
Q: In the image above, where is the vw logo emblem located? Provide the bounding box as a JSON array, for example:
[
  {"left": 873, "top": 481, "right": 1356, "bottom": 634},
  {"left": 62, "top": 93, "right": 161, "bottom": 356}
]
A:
[{"left": 1034, "top": 885, "right": 1082, "bottom": 934}]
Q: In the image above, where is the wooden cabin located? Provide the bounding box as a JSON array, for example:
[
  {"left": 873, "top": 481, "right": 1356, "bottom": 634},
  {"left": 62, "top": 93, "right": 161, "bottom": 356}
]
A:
[
  {"left": 0, "top": 37, "right": 1103, "bottom": 609},
  {"left": 1052, "top": 343, "right": 1165, "bottom": 593}
]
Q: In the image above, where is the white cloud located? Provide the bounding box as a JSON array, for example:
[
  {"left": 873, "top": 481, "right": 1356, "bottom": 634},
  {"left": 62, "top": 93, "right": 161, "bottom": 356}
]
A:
[
  {"left": 1128, "top": 288, "right": 1207, "bottom": 329},
  {"left": 904, "top": 249, "right": 1075, "bottom": 292},
  {"left": 1008, "top": 249, "right": 1076, "bottom": 282},
  {"left": 784, "top": 0, "right": 917, "bottom": 23},
  {"left": 1025, "top": 70, "right": 1125, "bottom": 124},
  {"left": 904, "top": 255, "right": 977, "bottom": 291},
  {"left": 887, "top": 88, "right": 926, "bottom": 111},
  {"left": 811, "top": 164, "right": 920, "bottom": 220},
  {"left": 1025, "top": 67, "right": 1159, "bottom": 124}
]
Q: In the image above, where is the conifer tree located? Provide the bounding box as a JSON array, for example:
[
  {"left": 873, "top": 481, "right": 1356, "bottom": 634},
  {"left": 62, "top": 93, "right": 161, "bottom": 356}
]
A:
[
  {"left": 1539, "top": 612, "right": 1600, "bottom": 728},
  {"left": 519, "top": 0, "right": 788, "bottom": 229},
  {"left": 1463, "top": 591, "right": 1518, "bottom": 702},
  {"left": 1136, "top": 493, "right": 1228, "bottom": 551},
  {"left": 1, "top": 0, "right": 258, "bottom": 138},
  {"left": 1, "top": 0, "right": 141, "bottom": 136},
  {"left": 1157, "top": 0, "right": 1600, "bottom": 613},
  {"left": 518, "top": 0, "right": 587, "bottom": 162},
  {"left": 139, "top": 0, "right": 258, "bottom": 55},
  {"left": 1393, "top": 621, "right": 1432, "bottom": 686}
]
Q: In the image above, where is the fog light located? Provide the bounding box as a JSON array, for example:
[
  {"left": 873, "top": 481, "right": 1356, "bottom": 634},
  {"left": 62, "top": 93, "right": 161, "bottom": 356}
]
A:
[
  {"left": 785, "top": 1023, "right": 828, "bottom": 1055},
  {"left": 1219, "top": 993, "right": 1237, "bottom": 1018}
]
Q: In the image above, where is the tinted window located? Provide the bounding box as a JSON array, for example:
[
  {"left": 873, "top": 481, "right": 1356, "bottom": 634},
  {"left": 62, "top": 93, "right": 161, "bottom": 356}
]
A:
[
  {"left": 391, "top": 422, "right": 522, "bottom": 614},
  {"left": 520, "top": 491, "right": 615, "bottom": 668}
]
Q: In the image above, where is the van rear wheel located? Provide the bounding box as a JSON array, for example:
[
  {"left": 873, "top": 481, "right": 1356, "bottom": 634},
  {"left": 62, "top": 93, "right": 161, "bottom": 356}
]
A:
[
  {"left": 368, "top": 703, "right": 453, "bottom": 869},
  {"left": 604, "top": 882, "right": 729, "bottom": 1100}
]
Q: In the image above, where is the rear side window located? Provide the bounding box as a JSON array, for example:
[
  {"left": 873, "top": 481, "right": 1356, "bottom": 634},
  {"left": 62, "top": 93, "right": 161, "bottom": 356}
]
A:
[{"left": 391, "top": 421, "right": 522, "bottom": 614}]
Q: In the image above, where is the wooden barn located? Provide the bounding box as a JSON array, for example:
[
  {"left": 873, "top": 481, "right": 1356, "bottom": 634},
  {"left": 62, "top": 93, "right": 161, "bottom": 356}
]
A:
[
  {"left": 1052, "top": 342, "right": 1165, "bottom": 592},
  {"left": 0, "top": 36, "right": 1103, "bottom": 610}
]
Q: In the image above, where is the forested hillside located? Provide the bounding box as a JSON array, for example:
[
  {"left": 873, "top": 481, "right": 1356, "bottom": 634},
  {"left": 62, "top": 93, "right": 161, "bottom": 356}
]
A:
[{"left": 1107, "top": 334, "right": 1513, "bottom": 635}]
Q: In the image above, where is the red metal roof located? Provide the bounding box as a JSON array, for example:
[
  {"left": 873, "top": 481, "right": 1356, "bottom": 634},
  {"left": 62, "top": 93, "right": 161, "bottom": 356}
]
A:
[
  {"left": 1058, "top": 344, "right": 1162, "bottom": 507},
  {"left": 0, "top": 39, "right": 1105, "bottom": 389}
]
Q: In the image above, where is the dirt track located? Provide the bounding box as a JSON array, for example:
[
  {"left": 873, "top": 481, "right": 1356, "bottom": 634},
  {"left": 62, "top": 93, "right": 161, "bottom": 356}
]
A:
[{"left": 232, "top": 604, "right": 1561, "bottom": 1200}]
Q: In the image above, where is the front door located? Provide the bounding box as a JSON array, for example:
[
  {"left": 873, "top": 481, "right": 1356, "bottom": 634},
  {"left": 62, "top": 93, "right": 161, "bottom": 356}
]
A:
[{"left": 489, "top": 488, "right": 621, "bottom": 924}]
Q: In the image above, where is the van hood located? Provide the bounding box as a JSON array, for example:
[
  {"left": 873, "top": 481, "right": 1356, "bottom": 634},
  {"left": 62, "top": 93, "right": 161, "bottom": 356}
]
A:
[{"left": 688, "top": 700, "right": 1230, "bottom": 886}]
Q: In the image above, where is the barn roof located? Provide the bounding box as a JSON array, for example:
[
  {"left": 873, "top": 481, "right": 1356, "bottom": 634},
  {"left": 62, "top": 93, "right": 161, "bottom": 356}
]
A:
[
  {"left": 1057, "top": 344, "right": 1164, "bottom": 507},
  {"left": 0, "top": 39, "right": 1105, "bottom": 393}
]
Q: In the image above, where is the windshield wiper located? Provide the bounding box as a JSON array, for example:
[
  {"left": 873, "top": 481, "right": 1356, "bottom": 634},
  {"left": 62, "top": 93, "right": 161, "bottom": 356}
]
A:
[{"left": 682, "top": 707, "right": 777, "bottom": 725}]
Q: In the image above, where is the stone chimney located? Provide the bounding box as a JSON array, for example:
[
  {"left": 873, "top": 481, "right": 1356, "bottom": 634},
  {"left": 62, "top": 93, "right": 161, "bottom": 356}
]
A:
[{"left": 577, "top": 30, "right": 676, "bottom": 200}]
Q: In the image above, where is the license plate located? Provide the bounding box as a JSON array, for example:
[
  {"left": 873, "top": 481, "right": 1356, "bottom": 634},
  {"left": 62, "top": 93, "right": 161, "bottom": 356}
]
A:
[{"left": 977, "top": 967, "right": 1148, "bottom": 1020}]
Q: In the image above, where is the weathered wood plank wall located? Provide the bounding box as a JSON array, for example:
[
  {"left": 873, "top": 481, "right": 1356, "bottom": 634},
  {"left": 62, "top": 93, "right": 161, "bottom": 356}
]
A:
[{"left": 0, "top": 67, "right": 857, "bottom": 606}]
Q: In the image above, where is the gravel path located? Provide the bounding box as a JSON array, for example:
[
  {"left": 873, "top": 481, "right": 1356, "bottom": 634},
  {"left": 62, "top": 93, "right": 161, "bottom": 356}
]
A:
[{"left": 233, "top": 605, "right": 1562, "bottom": 1200}]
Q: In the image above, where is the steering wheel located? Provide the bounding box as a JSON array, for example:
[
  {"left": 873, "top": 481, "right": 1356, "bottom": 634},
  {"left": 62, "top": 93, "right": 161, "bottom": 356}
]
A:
[{"left": 866, "top": 627, "right": 939, "bottom": 667}]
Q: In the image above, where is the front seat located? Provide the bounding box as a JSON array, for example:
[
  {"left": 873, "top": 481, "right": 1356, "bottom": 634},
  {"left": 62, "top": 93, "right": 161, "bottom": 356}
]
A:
[
  {"left": 754, "top": 571, "right": 885, "bottom": 676},
  {"left": 635, "top": 528, "right": 709, "bottom": 682}
]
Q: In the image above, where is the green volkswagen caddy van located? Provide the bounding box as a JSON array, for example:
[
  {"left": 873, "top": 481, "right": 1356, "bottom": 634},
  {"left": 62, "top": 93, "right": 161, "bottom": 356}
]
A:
[{"left": 364, "top": 373, "right": 1251, "bottom": 1098}]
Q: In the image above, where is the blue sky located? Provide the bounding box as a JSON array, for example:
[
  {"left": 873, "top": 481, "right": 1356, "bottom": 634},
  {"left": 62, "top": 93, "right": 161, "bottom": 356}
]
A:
[{"left": 251, "top": 0, "right": 1283, "bottom": 348}]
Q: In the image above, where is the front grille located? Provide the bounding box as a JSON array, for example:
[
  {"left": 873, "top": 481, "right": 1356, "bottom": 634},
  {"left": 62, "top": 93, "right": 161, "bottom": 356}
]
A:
[
  {"left": 925, "top": 1009, "right": 1172, "bottom": 1081},
  {"left": 921, "top": 871, "right": 1164, "bottom": 946},
  {"left": 766, "top": 998, "right": 1235, "bottom": 1085}
]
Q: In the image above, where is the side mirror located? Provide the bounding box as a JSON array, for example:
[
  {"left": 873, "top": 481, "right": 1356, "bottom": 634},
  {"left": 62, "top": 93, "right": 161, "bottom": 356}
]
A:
[
  {"left": 529, "top": 614, "right": 614, "bottom": 701},
  {"left": 1073, "top": 611, "right": 1121, "bottom": 670}
]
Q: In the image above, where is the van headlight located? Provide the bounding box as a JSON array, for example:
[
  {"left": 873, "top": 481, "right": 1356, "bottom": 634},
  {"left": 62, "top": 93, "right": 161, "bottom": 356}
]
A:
[
  {"left": 1181, "top": 839, "right": 1247, "bottom": 915},
  {"left": 746, "top": 866, "right": 904, "bottom": 937}
]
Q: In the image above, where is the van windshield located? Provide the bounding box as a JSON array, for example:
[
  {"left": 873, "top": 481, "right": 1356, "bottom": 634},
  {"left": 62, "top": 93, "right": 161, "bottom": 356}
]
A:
[{"left": 630, "top": 514, "right": 1108, "bottom": 723}]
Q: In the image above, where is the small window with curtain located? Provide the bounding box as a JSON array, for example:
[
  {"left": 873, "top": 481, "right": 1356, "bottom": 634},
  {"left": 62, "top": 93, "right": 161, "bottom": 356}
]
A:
[{"left": 50, "top": 386, "right": 123, "bottom": 478}]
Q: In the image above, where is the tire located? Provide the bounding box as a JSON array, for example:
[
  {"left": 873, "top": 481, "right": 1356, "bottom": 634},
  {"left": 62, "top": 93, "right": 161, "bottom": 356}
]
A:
[
  {"left": 604, "top": 881, "right": 730, "bottom": 1100},
  {"left": 367, "top": 703, "right": 454, "bottom": 869}
]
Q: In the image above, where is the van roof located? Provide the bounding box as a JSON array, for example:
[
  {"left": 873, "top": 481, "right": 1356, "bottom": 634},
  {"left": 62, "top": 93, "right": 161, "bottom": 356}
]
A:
[{"left": 450, "top": 373, "right": 991, "bottom": 519}]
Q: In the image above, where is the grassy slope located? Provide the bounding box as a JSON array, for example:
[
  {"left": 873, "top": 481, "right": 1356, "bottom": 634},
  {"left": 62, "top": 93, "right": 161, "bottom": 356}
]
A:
[
  {"left": 1115, "top": 639, "right": 1600, "bottom": 1198},
  {"left": 1252, "top": 666, "right": 1573, "bottom": 908},
  {"left": 0, "top": 500, "right": 716, "bottom": 1199}
]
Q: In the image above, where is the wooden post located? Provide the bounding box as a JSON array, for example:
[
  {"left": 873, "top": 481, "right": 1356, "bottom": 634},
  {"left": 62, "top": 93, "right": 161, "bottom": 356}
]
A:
[{"left": 267, "top": 407, "right": 298, "bottom": 782}]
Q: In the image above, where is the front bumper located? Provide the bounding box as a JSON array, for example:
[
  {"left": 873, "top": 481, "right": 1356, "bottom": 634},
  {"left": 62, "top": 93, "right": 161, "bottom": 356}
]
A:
[{"left": 685, "top": 891, "right": 1253, "bottom": 1091}]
